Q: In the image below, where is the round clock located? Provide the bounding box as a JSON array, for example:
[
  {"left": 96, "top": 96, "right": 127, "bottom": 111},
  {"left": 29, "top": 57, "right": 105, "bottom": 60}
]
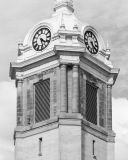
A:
[
  {"left": 84, "top": 30, "right": 99, "bottom": 55},
  {"left": 32, "top": 27, "right": 51, "bottom": 51}
]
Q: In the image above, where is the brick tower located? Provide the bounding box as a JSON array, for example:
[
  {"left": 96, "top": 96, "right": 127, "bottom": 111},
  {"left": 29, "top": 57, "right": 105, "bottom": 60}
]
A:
[{"left": 9, "top": 0, "right": 119, "bottom": 160}]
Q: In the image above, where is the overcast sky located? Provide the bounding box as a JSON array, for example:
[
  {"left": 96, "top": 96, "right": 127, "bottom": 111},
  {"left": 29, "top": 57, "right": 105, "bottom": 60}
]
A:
[{"left": 0, "top": 0, "right": 128, "bottom": 160}]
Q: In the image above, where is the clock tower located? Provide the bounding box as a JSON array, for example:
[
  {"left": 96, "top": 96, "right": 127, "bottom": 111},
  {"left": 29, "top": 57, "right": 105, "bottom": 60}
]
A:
[{"left": 10, "top": 0, "right": 119, "bottom": 160}]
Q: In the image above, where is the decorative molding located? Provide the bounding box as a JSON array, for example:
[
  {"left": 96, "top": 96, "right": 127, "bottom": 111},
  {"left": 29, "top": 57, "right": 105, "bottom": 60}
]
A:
[
  {"left": 37, "top": 68, "right": 57, "bottom": 80},
  {"left": 81, "top": 69, "right": 98, "bottom": 86},
  {"left": 82, "top": 119, "right": 115, "bottom": 142},
  {"left": 54, "top": 106, "right": 57, "bottom": 116},
  {"left": 9, "top": 50, "right": 56, "bottom": 79},
  {"left": 72, "top": 36, "right": 78, "bottom": 44},
  {"left": 60, "top": 35, "right": 66, "bottom": 43},
  {"left": 60, "top": 55, "right": 80, "bottom": 64},
  {"left": 14, "top": 115, "right": 115, "bottom": 143},
  {"left": 107, "top": 77, "right": 114, "bottom": 85},
  {"left": 81, "top": 53, "right": 111, "bottom": 73},
  {"left": 58, "top": 30, "right": 80, "bottom": 37},
  {"left": 80, "top": 61, "right": 107, "bottom": 84},
  {"left": 16, "top": 60, "right": 59, "bottom": 80},
  {"left": 27, "top": 74, "right": 37, "bottom": 82}
]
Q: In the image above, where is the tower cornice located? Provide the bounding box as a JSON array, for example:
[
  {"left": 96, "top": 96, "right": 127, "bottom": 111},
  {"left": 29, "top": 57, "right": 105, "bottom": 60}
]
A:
[{"left": 10, "top": 45, "right": 119, "bottom": 86}]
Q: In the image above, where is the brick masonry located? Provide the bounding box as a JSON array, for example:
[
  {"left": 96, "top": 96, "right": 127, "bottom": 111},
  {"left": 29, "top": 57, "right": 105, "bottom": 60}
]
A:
[
  {"left": 107, "top": 85, "right": 112, "bottom": 130},
  {"left": 15, "top": 128, "right": 59, "bottom": 160},
  {"left": 17, "top": 66, "right": 112, "bottom": 129},
  {"left": 80, "top": 69, "right": 108, "bottom": 129},
  {"left": 15, "top": 118, "right": 115, "bottom": 160},
  {"left": 17, "top": 79, "right": 23, "bottom": 126},
  {"left": 15, "top": 65, "right": 115, "bottom": 160}
]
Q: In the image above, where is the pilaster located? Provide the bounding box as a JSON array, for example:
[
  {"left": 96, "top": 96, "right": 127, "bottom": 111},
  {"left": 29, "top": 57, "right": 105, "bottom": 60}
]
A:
[
  {"left": 60, "top": 65, "right": 67, "bottom": 112},
  {"left": 17, "top": 79, "right": 23, "bottom": 126},
  {"left": 72, "top": 65, "right": 79, "bottom": 113},
  {"left": 107, "top": 84, "right": 112, "bottom": 130}
]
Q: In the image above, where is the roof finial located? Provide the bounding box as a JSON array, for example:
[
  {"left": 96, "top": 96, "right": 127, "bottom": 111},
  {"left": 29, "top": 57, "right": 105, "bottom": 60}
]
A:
[
  {"left": 60, "top": 13, "right": 66, "bottom": 30},
  {"left": 106, "top": 41, "right": 111, "bottom": 60},
  {"left": 18, "top": 37, "right": 22, "bottom": 46},
  {"left": 73, "top": 19, "right": 78, "bottom": 30},
  {"left": 18, "top": 37, "right": 23, "bottom": 56},
  {"left": 54, "top": 0, "right": 74, "bottom": 13},
  {"left": 106, "top": 41, "right": 110, "bottom": 51}
]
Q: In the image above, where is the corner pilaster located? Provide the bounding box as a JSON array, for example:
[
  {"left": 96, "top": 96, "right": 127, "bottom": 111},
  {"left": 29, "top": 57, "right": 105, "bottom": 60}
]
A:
[
  {"left": 72, "top": 65, "right": 79, "bottom": 113},
  {"left": 60, "top": 65, "right": 67, "bottom": 112},
  {"left": 107, "top": 84, "right": 112, "bottom": 130},
  {"left": 17, "top": 79, "right": 24, "bottom": 126}
]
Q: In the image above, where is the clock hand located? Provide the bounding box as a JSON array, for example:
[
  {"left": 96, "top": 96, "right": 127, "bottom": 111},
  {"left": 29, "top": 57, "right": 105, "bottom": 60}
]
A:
[
  {"left": 90, "top": 41, "right": 95, "bottom": 49},
  {"left": 40, "top": 38, "right": 45, "bottom": 43}
]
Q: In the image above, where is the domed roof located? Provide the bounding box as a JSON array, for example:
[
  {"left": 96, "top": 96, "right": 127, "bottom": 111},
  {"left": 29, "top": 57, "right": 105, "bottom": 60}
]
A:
[{"left": 18, "top": 0, "right": 111, "bottom": 67}]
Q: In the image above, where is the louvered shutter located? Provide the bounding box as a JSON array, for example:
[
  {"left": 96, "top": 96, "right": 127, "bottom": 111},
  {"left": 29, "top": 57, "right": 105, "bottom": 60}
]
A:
[
  {"left": 35, "top": 79, "right": 50, "bottom": 123},
  {"left": 86, "top": 81, "right": 97, "bottom": 125}
]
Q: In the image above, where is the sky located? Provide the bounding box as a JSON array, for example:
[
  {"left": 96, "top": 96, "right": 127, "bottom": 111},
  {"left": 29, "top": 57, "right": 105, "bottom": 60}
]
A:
[{"left": 0, "top": 0, "right": 128, "bottom": 159}]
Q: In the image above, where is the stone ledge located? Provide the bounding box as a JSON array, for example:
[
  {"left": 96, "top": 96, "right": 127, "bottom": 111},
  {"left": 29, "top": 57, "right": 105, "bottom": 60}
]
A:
[
  {"left": 15, "top": 116, "right": 59, "bottom": 132},
  {"left": 82, "top": 118, "right": 115, "bottom": 142},
  {"left": 15, "top": 122, "right": 59, "bottom": 139},
  {"left": 14, "top": 114, "right": 115, "bottom": 143},
  {"left": 59, "top": 113, "right": 83, "bottom": 119}
]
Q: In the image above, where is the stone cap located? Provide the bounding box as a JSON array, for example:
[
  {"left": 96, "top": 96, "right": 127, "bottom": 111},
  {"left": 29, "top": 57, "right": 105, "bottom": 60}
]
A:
[{"left": 54, "top": 0, "right": 74, "bottom": 12}]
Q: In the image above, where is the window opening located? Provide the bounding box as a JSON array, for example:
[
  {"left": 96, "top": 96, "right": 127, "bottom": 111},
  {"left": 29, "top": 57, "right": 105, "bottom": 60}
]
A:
[
  {"left": 35, "top": 79, "right": 50, "bottom": 123},
  {"left": 39, "top": 138, "right": 42, "bottom": 156},
  {"left": 93, "top": 140, "right": 95, "bottom": 155},
  {"left": 93, "top": 140, "right": 97, "bottom": 159},
  {"left": 86, "top": 81, "right": 97, "bottom": 125}
]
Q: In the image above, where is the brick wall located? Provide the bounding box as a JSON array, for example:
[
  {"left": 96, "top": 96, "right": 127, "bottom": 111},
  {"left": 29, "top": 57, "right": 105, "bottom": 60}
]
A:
[
  {"left": 80, "top": 69, "right": 107, "bottom": 129},
  {"left": 17, "top": 67, "right": 60, "bottom": 126},
  {"left": 15, "top": 128, "right": 59, "bottom": 160},
  {"left": 17, "top": 80, "right": 23, "bottom": 126},
  {"left": 99, "top": 83, "right": 107, "bottom": 128},
  {"left": 82, "top": 130, "right": 108, "bottom": 160}
]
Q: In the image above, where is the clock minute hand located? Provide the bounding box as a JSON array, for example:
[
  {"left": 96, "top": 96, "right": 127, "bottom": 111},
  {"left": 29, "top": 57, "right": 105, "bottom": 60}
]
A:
[{"left": 90, "top": 41, "right": 95, "bottom": 49}]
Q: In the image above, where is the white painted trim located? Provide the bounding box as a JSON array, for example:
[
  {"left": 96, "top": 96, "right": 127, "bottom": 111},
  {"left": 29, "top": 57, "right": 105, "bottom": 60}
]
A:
[
  {"left": 16, "top": 60, "right": 60, "bottom": 79},
  {"left": 60, "top": 55, "right": 80, "bottom": 64}
]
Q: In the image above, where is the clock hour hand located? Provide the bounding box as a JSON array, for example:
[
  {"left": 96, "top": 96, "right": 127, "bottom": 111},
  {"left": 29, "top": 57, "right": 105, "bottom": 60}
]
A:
[{"left": 40, "top": 38, "right": 45, "bottom": 44}]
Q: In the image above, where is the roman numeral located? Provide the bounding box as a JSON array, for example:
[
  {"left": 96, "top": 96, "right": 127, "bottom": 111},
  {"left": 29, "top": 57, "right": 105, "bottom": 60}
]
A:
[
  {"left": 35, "top": 34, "right": 39, "bottom": 38},
  {"left": 33, "top": 42, "right": 37, "bottom": 46},
  {"left": 45, "top": 30, "right": 48, "bottom": 34}
]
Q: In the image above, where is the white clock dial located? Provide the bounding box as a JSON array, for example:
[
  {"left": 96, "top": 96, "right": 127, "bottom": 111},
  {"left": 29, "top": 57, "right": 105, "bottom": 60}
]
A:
[
  {"left": 84, "top": 31, "right": 99, "bottom": 55},
  {"left": 32, "top": 28, "right": 51, "bottom": 51}
]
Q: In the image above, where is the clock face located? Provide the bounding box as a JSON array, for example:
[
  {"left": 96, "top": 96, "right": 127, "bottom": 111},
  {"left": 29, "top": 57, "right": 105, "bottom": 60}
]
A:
[
  {"left": 84, "top": 31, "right": 99, "bottom": 55},
  {"left": 32, "top": 28, "right": 51, "bottom": 51}
]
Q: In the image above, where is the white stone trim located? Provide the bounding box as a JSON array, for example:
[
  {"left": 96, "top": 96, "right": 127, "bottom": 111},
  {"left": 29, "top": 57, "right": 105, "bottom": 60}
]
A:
[
  {"left": 16, "top": 60, "right": 59, "bottom": 79},
  {"left": 60, "top": 55, "right": 79, "bottom": 64}
]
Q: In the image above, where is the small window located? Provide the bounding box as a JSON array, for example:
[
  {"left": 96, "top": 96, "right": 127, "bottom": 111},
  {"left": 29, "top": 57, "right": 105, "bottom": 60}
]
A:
[
  {"left": 93, "top": 140, "right": 95, "bottom": 155},
  {"left": 39, "top": 138, "right": 42, "bottom": 156},
  {"left": 93, "top": 140, "right": 97, "bottom": 159}
]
